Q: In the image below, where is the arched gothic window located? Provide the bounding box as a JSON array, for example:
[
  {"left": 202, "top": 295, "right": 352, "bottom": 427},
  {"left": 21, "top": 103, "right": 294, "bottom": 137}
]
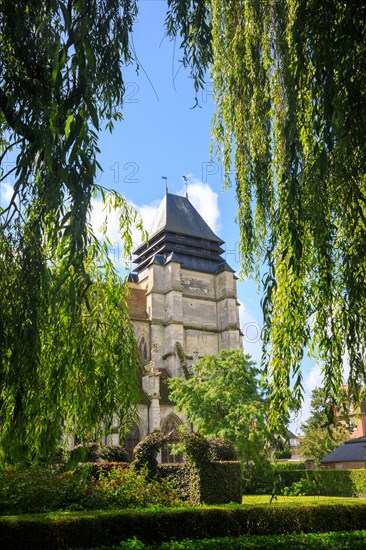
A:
[{"left": 161, "top": 415, "right": 183, "bottom": 463}]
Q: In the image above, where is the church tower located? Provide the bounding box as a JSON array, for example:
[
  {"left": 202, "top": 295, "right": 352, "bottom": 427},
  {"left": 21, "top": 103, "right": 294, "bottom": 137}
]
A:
[{"left": 125, "top": 192, "right": 242, "bottom": 456}]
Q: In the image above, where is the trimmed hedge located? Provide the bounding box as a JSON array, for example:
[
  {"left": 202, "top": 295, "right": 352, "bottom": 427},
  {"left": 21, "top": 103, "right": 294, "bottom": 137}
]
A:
[
  {"left": 68, "top": 443, "right": 129, "bottom": 464},
  {"left": 207, "top": 438, "right": 237, "bottom": 461},
  {"left": 190, "top": 462, "right": 243, "bottom": 505},
  {"left": 133, "top": 432, "right": 242, "bottom": 505},
  {"left": 117, "top": 531, "right": 366, "bottom": 549},
  {"left": 242, "top": 461, "right": 277, "bottom": 494},
  {"left": 271, "top": 462, "right": 306, "bottom": 471},
  {"left": 2, "top": 504, "right": 366, "bottom": 549},
  {"left": 157, "top": 461, "right": 242, "bottom": 505},
  {"left": 243, "top": 462, "right": 366, "bottom": 497},
  {"left": 157, "top": 464, "right": 190, "bottom": 501},
  {"left": 178, "top": 432, "right": 242, "bottom": 504},
  {"left": 275, "top": 470, "right": 366, "bottom": 497}
]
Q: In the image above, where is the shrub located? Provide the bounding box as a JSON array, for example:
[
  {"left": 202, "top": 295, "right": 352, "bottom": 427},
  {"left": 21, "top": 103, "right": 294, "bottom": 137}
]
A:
[
  {"left": 208, "top": 438, "right": 237, "bottom": 461},
  {"left": 271, "top": 461, "right": 306, "bottom": 471},
  {"left": 179, "top": 432, "right": 242, "bottom": 505},
  {"left": 0, "top": 464, "right": 183, "bottom": 515},
  {"left": 282, "top": 478, "right": 315, "bottom": 496},
  {"left": 50, "top": 447, "right": 70, "bottom": 464},
  {"left": 132, "top": 431, "right": 168, "bottom": 478},
  {"left": 243, "top": 461, "right": 308, "bottom": 494},
  {"left": 254, "top": 468, "right": 366, "bottom": 497},
  {"left": 76, "top": 461, "right": 129, "bottom": 480},
  {"left": 90, "top": 467, "right": 184, "bottom": 510},
  {"left": 180, "top": 431, "right": 210, "bottom": 465},
  {"left": 157, "top": 464, "right": 190, "bottom": 501},
  {"left": 195, "top": 461, "right": 243, "bottom": 505},
  {"left": 2, "top": 504, "right": 366, "bottom": 549},
  {"left": 69, "top": 442, "right": 101, "bottom": 463},
  {"left": 242, "top": 460, "right": 276, "bottom": 494},
  {"left": 0, "top": 466, "right": 89, "bottom": 514},
  {"left": 99, "top": 445, "right": 128, "bottom": 462}
]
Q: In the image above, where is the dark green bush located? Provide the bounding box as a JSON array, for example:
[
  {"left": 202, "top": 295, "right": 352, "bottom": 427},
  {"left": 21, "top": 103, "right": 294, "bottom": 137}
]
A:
[
  {"left": 179, "top": 432, "right": 242, "bottom": 505},
  {"left": 69, "top": 442, "right": 101, "bottom": 463},
  {"left": 68, "top": 443, "right": 128, "bottom": 465},
  {"left": 157, "top": 464, "right": 190, "bottom": 501},
  {"left": 243, "top": 461, "right": 309, "bottom": 494},
  {"left": 0, "top": 465, "right": 182, "bottom": 515},
  {"left": 2, "top": 504, "right": 366, "bottom": 549},
  {"left": 0, "top": 466, "right": 89, "bottom": 514},
  {"left": 50, "top": 447, "right": 70, "bottom": 464},
  {"left": 102, "top": 531, "right": 366, "bottom": 549},
  {"left": 208, "top": 438, "right": 237, "bottom": 461},
  {"left": 87, "top": 467, "right": 184, "bottom": 510},
  {"left": 180, "top": 431, "right": 210, "bottom": 465},
  {"left": 133, "top": 432, "right": 168, "bottom": 478},
  {"left": 76, "top": 461, "right": 129, "bottom": 480},
  {"left": 192, "top": 461, "right": 242, "bottom": 505},
  {"left": 242, "top": 460, "right": 277, "bottom": 494},
  {"left": 277, "top": 469, "right": 366, "bottom": 497},
  {"left": 282, "top": 478, "right": 315, "bottom": 496},
  {"left": 306, "top": 470, "right": 354, "bottom": 497},
  {"left": 99, "top": 445, "right": 128, "bottom": 462},
  {"left": 271, "top": 461, "right": 306, "bottom": 471},
  {"left": 248, "top": 462, "right": 366, "bottom": 498}
]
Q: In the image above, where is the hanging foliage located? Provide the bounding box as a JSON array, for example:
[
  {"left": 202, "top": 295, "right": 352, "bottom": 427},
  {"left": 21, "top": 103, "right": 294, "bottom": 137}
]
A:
[
  {"left": 167, "top": 1, "right": 366, "bottom": 429},
  {"left": 0, "top": 1, "right": 144, "bottom": 462}
]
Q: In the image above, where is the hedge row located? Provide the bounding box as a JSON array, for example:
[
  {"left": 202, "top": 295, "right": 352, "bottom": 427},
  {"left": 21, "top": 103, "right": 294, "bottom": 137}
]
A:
[
  {"left": 157, "top": 461, "right": 242, "bottom": 504},
  {"left": 190, "top": 462, "right": 243, "bottom": 505},
  {"left": 117, "top": 531, "right": 366, "bottom": 550},
  {"left": 271, "top": 462, "right": 306, "bottom": 471},
  {"left": 157, "top": 464, "right": 190, "bottom": 501},
  {"left": 273, "top": 470, "right": 366, "bottom": 497},
  {"left": 2, "top": 504, "right": 366, "bottom": 549},
  {"left": 244, "top": 463, "right": 366, "bottom": 496}
]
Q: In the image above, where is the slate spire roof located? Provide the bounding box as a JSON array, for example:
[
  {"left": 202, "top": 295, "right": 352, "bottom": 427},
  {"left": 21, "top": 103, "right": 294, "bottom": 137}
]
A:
[
  {"left": 132, "top": 192, "right": 234, "bottom": 275},
  {"left": 149, "top": 193, "right": 223, "bottom": 244}
]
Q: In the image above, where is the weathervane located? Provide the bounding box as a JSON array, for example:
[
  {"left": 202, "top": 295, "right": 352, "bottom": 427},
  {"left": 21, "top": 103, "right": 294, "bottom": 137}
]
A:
[
  {"left": 162, "top": 176, "right": 168, "bottom": 194},
  {"left": 182, "top": 175, "right": 188, "bottom": 198}
]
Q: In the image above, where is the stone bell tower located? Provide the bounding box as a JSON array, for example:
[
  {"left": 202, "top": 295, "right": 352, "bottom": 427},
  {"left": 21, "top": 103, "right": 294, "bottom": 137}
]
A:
[{"left": 126, "top": 192, "right": 243, "bottom": 446}]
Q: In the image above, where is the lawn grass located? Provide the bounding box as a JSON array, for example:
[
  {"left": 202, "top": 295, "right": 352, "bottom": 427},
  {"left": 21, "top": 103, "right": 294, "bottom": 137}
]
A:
[{"left": 242, "top": 494, "right": 366, "bottom": 506}]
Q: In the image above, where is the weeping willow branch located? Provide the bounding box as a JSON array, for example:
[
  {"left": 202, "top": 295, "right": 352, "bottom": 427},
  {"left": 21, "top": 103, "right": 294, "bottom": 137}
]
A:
[{"left": 167, "top": 0, "right": 366, "bottom": 430}]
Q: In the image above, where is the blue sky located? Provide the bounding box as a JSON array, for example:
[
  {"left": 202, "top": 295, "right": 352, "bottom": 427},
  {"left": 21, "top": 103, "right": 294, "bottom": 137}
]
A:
[
  {"left": 92, "top": 2, "right": 263, "bottom": 359},
  {"left": 0, "top": 1, "right": 320, "bottom": 431},
  {"left": 94, "top": 2, "right": 320, "bottom": 430}
]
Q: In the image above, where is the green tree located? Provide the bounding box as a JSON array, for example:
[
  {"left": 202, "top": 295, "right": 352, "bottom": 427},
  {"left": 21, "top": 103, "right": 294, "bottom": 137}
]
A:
[
  {"left": 0, "top": 1, "right": 144, "bottom": 462},
  {"left": 2, "top": 0, "right": 365, "bottom": 459},
  {"left": 299, "top": 388, "right": 351, "bottom": 464},
  {"left": 168, "top": 349, "right": 269, "bottom": 462},
  {"left": 166, "top": 1, "right": 366, "bottom": 430}
]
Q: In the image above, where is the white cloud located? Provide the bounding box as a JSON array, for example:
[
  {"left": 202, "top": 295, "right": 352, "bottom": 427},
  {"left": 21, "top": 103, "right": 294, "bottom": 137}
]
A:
[
  {"left": 178, "top": 180, "right": 221, "bottom": 234},
  {"left": 90, "top": 196, "right": 117, "bottom": 243},
  {"left": 0, "top": 182, "right": 14, "bottom": 208},
  {"left": 132, "top": 199, "right": 161, "bottom": 241},
  {"left": 238, "top": 300, "right": 262, "bottom": 362},
  {"left": 303, "top": 362, "right": 323, "bottom": 396},
  {"left": 89, "top": 181, "right": 222, "bottom": 268},
  {"left": 89, "top": 196, "right": 148, "bottom": 267}
]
